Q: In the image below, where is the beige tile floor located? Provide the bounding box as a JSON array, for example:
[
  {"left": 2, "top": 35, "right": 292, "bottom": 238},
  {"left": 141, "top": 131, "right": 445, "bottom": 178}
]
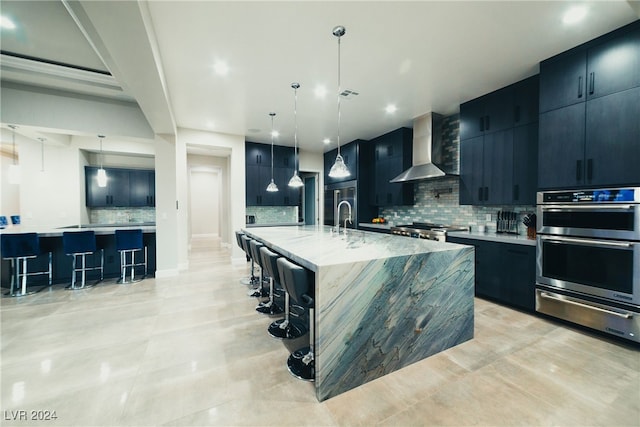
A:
[{"left": 1, "top": 236, "right": 639, "bottom": 426}]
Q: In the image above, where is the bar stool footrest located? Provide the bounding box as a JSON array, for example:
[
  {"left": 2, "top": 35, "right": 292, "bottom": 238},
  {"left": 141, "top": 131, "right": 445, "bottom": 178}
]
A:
[{"left": 267, "top": 319, "right": 306, "bottom": 339}]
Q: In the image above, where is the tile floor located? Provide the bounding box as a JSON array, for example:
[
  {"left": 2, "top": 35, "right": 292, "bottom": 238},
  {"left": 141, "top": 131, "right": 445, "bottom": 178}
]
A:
[{"left": 1, "top": 236, "right": 639, "bottom": 426}]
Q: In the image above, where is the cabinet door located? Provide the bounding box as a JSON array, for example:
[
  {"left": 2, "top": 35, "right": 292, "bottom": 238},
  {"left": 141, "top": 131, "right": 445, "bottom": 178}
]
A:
[
  {"left": 513, "top": 75, "right": 539, "bottom": 126},
  {"left": 85, "top": 167, "right": 109, "bottom": 207},
  {"left": 483, "top": 87, "right": 514, "bottom": 135},
  {"left": 483, "top": 130, "right": 513, "bottom": 205},
  {"left": 585, "top": 87, "right": 640, "bottom": 187},
  {"left": 538, "top": 103, "right": 586, "bottom": 189},
  {"left": 246, "top": 142, "right": 271, "bottom": 166},
  {"left": 246, "top": 164, "right": 262, "bottom": 206},
  {"left": 460, "top": 98, "right": 486, "bottom": 140},
  {"left": 512, "top": 123, "right": 538, "bottom": 205},
  {"left": 129, "top": 170, "right": 151, "bottom": 207},
  {"left": 587, "top": 27, "right": 640, "bottom": 100},
  {"left": 539, "top": 49, "right": 587, "bottom": 113},
  {"left": 109, "top": 169, "right": 130, "bottom": 207},
  {"left": 148, "top": 171, "right": 155, "bottom": 207},
  {"left": 459, "top": 136, "right": 484, "bottom": 205},
  {"left": 501, "top": 245, "right": 536, "bottom": 312}
]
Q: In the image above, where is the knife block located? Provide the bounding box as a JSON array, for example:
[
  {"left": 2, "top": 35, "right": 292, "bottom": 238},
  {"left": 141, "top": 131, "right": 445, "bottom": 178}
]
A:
[{"left": 526, "top": 226, "right": 536, "bottom": 239}]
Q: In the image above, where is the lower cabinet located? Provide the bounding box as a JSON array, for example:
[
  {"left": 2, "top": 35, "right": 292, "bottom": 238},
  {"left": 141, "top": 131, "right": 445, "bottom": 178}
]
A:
[{"left": 447, "top": 236, "right": 536, "bottom": 312}]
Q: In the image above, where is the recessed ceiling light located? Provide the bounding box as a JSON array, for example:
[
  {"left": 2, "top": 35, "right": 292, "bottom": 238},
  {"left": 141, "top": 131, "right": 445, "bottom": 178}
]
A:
[
  {"left": 563, "top": 6, "right": 588, "bottom": 25},
  {"left": 271, "top": 130, "right": 279, "bottom": 138},
  {"left": 213, "top": 61, "right": 229, "bottom": 76},
  {"left": 0, "top": 15, "right": 16, "bottom": 30},
  {"left": 385, "top": 104, "right": 397, "bottom": 114},
  {"left": 323, "top": 138, "right": 331, "bottom": 144},
  {"left": 315, "top": 85, "right": 327, "bottom": 98}
]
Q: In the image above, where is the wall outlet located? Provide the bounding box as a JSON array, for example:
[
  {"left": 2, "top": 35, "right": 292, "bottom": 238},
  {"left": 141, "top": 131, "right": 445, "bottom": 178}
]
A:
[{"left": 485, "top": 214, "right": 492, "bottom": 221}]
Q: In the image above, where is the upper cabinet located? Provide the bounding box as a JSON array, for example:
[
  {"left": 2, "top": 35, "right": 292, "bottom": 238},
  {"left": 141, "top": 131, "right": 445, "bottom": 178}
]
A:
[
  {"left": 245, "top": 141, "right": 299, "bottom": 206},
  {"left": 370, "top": 128, "right": 414, "bottom": 206},
  {"left": 86, "top": 167, "right": 154, "bottom": 207},
  {"left": 460, "top": 75, "right": 539, "bottom": 206},
  {"left": 538, "top": 22, "right": 640, "bottom": 189}
]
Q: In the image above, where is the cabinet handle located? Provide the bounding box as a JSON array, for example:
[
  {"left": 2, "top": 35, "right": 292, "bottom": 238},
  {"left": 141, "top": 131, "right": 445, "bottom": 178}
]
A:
[
  {"left": 514, "top": 106, "right": 520, "bottom": 123},
  {"left": 589, "top": 72, "right": 595, "bottom": 95},
  {"left": 485, "top": 116, "right": 490, "bottom": 131},
  {"left": 578, "top": 76, "right": 583, "bottom": 98},
  {"left": 576, "top": 160, "right": 583, "bottom": 181},
  {"left": 587, "top": 158, "right": 593, "bottom": 181},
  {"left": 513, "top": 184, "right": 519, "bottom": 201},
  {"left": 106, "top": 195, "right": 109, "bottom": 205},
  {"left": 479, "top": 117, "right": 484, "bottom": 132}
]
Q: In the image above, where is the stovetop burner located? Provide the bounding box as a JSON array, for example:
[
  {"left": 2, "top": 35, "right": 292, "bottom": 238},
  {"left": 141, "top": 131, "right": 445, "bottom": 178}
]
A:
[{"left": 390, "top": 222, "right": 469, "bottom": 241}]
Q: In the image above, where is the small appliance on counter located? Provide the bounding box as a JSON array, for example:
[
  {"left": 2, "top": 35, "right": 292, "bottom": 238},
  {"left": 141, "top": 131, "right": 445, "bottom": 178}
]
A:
[
  {"left": 246, "top": 215, "right": 256, "bottom": 224},
  {"left": 496, "top": 211, "right": 518, "bottom": 234}
]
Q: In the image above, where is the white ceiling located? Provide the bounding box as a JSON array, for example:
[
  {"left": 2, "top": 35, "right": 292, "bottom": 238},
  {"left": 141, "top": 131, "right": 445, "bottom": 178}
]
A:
[{"left": 1, "top": 1, "right": 639, "bottom": 153}]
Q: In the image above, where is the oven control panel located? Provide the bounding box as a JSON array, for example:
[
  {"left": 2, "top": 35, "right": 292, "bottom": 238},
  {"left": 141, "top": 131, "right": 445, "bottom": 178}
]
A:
[{"left": 539, "top": 187, "right": 639, "bottom": 204}]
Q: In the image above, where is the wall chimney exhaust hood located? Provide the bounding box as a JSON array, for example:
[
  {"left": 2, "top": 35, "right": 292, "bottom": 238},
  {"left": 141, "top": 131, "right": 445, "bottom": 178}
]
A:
[{"left": 390, "top": 112, "right": 457, "bottom": 183}]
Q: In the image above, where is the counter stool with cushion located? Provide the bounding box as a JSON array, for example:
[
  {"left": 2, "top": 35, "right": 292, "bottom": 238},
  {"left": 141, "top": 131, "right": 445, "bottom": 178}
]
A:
[
  {"left": 115, "top": 229, "right": 147, "bottom": 283},
  {"left": 277, "top": 257, "right": 315, "bottom": 381},
  {"left": 0, "top": 216, "right": 8, "bottom": 229},
  {"left": 240, "top": 235, "right": 259, "bottom": 287},
  {"left": 235, "top": 231, "right": 252, "bottom": 285},
  {"left": 256, "top": 246, "right": 283, "bottom": 315},
  {"left": 1, "top": 233, "right": 52, "bottom": 297},
  {"left": 62, "top": 231, "right": 104, "bottom": 290},
  {"left": 248, "top": 239, "right": 268, "bottom": 299}
]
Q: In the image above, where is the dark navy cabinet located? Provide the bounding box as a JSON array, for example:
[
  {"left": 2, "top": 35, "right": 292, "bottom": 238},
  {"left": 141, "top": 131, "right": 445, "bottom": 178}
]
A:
[
  {"left": 245, "top": 141, "right": 299, "bottom": 206},
  {"left": 538, "top": 21, "right": 640, "bottom": 189},
  {"left": 86, "top": 167, "right": 151, "bottom": 207},
  {"left": 447, "top": 236, "right": 536, "bottom": 312},
  {"left": 370, "top": 128, "right": 413, "bottom": 206},
  {"left": 460, "top": 75, "right": 538, "bottom": 205}
]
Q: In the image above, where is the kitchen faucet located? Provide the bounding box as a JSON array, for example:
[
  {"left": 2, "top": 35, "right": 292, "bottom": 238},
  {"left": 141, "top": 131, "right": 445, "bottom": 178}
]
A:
[{"left": 336, "top": 200, "right": 352, "bottom": 236}]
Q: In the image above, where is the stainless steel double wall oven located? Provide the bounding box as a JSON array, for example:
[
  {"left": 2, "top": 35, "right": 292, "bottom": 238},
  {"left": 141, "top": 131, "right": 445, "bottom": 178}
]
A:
[{"left": 535, "top": 187, "right": 640, "bottom": 343}]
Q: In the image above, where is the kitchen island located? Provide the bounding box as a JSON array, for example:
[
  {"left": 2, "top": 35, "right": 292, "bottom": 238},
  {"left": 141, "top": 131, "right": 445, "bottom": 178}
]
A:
[{"left": 242, "top": 225, "right": 474, "bottom": 401}]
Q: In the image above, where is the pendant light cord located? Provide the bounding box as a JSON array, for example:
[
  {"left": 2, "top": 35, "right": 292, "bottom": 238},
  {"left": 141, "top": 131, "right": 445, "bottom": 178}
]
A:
[
  {"left": 293, "top": 83, "right": 299, "bottom": 173},
  {"left": 270, "top": 113, "right": 275, "bottom": 181},
  {"left": 9, "top": 125, "right": 17, "bottom": 165},
  {"left": 336, "top": 34, "right": 342, "bottom": 156}
]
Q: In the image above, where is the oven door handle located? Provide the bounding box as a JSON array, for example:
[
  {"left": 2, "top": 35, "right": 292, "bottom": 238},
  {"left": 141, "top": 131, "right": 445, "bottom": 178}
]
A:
[
  {"left": 540, "top": 235, "right": 632, "bottom": 248},
  {"left": 541, "top": 204, "right": 634, "bottom": 212},
  {"left": 539, "top": 292, "right": 633, "bottom": 319}
]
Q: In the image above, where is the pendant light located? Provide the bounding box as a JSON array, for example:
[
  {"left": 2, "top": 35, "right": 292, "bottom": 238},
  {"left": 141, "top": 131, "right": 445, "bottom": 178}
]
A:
[
  {"left": 288, "top": 82, "right": 303, "bottom": 188},
  {"left": 7, "top": 125, "right": 21, "bottom": 185},
  {"left": 97, "top": 135, "right": 108, "bottom": 188},
  {"left": 328, "top": 25, "right": 350, "bottom": 178},
  {"left": 266, "top": 113, "right": 279, "bottom": 192}
]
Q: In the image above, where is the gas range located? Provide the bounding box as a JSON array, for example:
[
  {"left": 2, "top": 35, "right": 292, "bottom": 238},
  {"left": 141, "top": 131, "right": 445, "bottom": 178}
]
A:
[{"left": 390, "top": 222, "right": 469, "bottom": 242}]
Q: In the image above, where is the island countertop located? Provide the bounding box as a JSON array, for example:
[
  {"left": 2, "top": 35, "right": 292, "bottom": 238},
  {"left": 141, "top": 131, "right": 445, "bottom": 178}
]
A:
[
  {"left": 242, "top": 224, "right": 474, "bottom": 401},
  {"left": 0, "top": 224, "right": 156, "bottom": 237}
]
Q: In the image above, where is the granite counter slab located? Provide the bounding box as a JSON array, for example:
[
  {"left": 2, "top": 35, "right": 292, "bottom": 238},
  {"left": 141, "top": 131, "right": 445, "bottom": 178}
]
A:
[
  {"left": 242, "top": 225, "right": 474, "bottom": 401},
  {"left": 0, "top": 225, "right": 156, "bottom": 238}
]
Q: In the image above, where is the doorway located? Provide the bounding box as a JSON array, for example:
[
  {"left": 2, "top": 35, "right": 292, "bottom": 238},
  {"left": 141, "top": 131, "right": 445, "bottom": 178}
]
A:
[
  {"left": 303, "top": 174, "right": 317, "bottom": 225},
  {"left": 189, "top": 169, "right": 220, "bottom": 238}
]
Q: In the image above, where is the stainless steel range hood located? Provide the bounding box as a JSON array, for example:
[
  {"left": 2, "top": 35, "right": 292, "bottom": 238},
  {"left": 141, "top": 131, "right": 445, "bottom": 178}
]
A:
[{"left": 390, "top": 112, "right": 457, "bottom": 183}]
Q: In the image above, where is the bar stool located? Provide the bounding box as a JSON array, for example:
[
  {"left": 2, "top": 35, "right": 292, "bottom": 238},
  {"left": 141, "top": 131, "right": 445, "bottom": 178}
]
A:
[
  {"left": 248, "top": 239, "right": 268, "bottom": 298},
  {"left": 1, "top": 233, "right": 52, "bottom": 297},
  {"left": 240, "top": 235, "right": 259, "bottom": 287},
  {"left": 256, "top": 246, "right": 283, "bottom": 315},
  {"left": 235, "top": 231, "right": 252, "bottom": 285},
  {"left": 277, "top": 257, "right": 315, "bottom": 381},
  {"left": 0, "top": 216, "right": 8, "bottom": 229},
  {"left": 62, "top": 231, "right": 104, "bottom": 290},
  {"left": 115, "top": 229, "right": 147, "bottom": 283}
]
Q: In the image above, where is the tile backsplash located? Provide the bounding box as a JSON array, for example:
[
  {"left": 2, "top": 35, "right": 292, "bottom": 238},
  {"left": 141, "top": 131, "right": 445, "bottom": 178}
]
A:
[
  {"left": 90, "top": 207, "right": 156, "bottom": 224},
  {"left": 246, "top": 206, "right": 298, "bottom": 224}
]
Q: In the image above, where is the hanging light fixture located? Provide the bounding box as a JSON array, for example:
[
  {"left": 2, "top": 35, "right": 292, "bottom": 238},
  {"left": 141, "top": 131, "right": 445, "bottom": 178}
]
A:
[
  {"left": 7, "top": 125, "right": 21, "bottom": 185},
  {"left": 328, "top": 25, "right": 350, "bottom": 178},
  {"left": 97, "top": 135, "right": 108, "bottom": 188},
  {"left": 266, "top": 113, "right": 279, "bottom": 192},
  {"left": 38, "top": 137, "right": 46, "bottom": 172},
  {"left": 288, "top": 82, "right": 303, "bottom": 188}
]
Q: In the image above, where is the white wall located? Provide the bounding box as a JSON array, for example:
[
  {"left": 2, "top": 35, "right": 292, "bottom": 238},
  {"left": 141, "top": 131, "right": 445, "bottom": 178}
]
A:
[
  {"left": 0, "top": 145, "right": 20, "bottom": 220},
  {"left": 155, "top": 133, "right": 179, "bottom": 277}
]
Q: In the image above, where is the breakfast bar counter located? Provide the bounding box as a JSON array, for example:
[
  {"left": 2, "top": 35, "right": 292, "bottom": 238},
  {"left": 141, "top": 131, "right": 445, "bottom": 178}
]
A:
[{"left": 242, "top": 225, "right": 474, "bottom": 401}]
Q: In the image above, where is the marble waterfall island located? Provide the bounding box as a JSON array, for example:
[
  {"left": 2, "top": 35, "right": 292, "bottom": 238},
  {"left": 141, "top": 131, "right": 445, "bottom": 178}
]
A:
[{"left": 242, "top": 225, "right": 474, "bottom": 401}]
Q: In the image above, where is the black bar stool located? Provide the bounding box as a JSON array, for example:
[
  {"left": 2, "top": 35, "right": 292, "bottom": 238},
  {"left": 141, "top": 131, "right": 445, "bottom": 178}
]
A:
[
  {"left": 1, "top": 233, "right": 52, "bottom": 297},
  {"left": 248, "top": 239, "right": 268, "bottom": 298},
  {"left": 235, "top": 231, "right": 252, "bottom": 285},
  {"left": 256, "top": 246, "right": 283, "bottom": 315},
  {"left": 115, "top": 229, "right": 147, "bottom": 283},
  {"left": 277, "top": 257, "right": 315, "bottom": 381},
  {"left": 62, "top": 230, "right": 104, "bottom": 290},
  {"left": 240, "top": 235, "right": 259, "bottom": 287}
]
